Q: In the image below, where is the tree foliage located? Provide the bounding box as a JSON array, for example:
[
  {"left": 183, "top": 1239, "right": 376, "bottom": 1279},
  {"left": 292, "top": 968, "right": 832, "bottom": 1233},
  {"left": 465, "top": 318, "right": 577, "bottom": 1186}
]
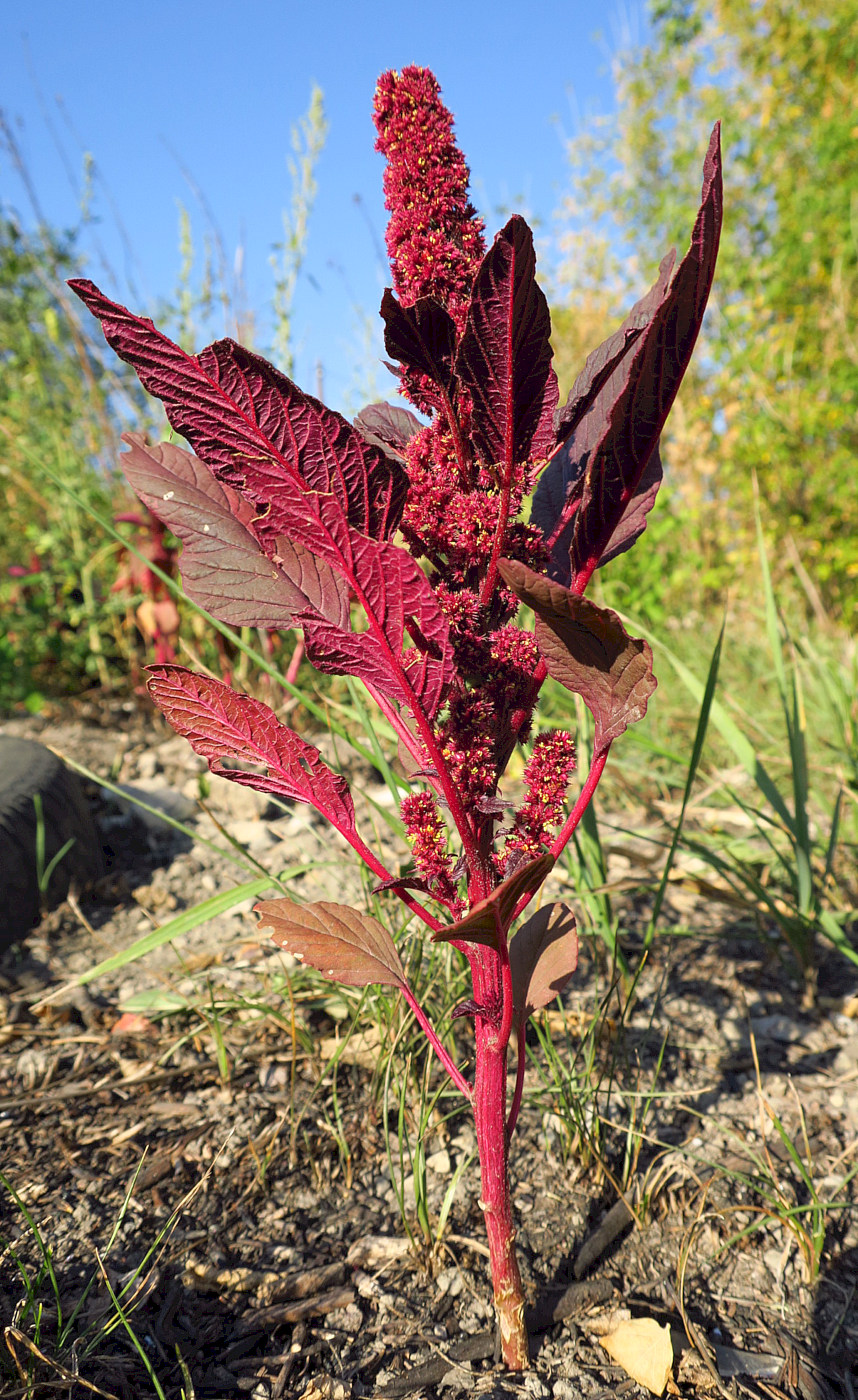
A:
[
  {"left": 0, "top": 218, "right": 148, "bottom": 704},
  {"left": 555, "top": 0, "right": 858, "bottom": 619}
]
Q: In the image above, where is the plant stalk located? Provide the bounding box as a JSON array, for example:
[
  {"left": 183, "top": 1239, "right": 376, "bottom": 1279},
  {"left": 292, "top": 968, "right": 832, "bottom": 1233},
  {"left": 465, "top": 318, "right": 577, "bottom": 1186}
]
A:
[{"left": 472, "top": 952, "right": 530, "bottom": 1370}]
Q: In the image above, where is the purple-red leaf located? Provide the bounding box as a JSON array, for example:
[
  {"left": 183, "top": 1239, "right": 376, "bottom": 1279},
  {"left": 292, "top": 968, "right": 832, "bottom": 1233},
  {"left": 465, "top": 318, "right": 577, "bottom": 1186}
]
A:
[
  {"left": 531, "top": 317, "right": 652, "bottom": 571},
  {"left": 119, "top": 434, "right": 348, "bottom": 630},
  {"left": 380, "top": 291, "right": 457, "bottom": 402},
  {"left": 120, "top": 412, "right": 451, "bottom": 716},
  {"left": 248, "top": 486, "right": 454, "bottom": 717},
  {"left": 370, "top": 873, "right": 431, "bottom": 896},
  {"left": 532, "top": 127, "right": 721, "bottom": 589},
  {"left": 570, "top": 129, "right": 721, "bottom": 590},
  {"left": 255, "top": 899, "right": 405, "bottom": 988},
  {"left": 499, "top": 560, "right": 656, "bottom": 756},
  {"left": 294, "top": 508, "right": 454, "bottom": 715},
  {"left": 509, "top": 902, "right": 578, "bottom": 1022},
  {"left": 354, "top": 402, "right": 425, "bottom": 460},
  {"left": 69, "top": 279, "right": 407, "bottom": 547},
  {"left": 598, "top": 448, "right": 663, "bottom": 567},
  {"left": 146, "top": 666, "right": 356, "bottom": 834},
  {"left": 431, "top": 853, "right": 554, "bottom": 949},
  {"left": 456, "top": 216, "right": 558, "bottom": 479}
]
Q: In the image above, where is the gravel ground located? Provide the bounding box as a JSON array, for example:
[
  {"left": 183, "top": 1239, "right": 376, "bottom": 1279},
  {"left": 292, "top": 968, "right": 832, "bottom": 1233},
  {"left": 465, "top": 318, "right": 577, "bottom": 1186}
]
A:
[{"left": 1, "top": 697, "right": 856, "bottom": 1399}]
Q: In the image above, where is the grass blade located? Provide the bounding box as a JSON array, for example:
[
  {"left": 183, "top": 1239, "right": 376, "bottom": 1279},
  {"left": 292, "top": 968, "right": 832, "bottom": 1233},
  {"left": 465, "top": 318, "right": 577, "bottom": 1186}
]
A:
[{"left": 645, "top": 618, "right": 724, "bottom": 947}]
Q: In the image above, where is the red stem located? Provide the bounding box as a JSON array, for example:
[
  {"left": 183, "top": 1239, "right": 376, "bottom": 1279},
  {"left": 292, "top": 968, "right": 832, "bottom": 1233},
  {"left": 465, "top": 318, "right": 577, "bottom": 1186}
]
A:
[
  {"left": 478, "top": 471, "right": 514, "bottom": 610},
  {"left": 400, "top": 983, "right": 472, "bottom": 1100},
  {"left": 549, "top": 745, "right": 610, "bottom": 862},
  {"left": 505, "top": 1021, "right": 526, "bottom": 1140},
  {"left": 471, "top": 964, "right": 529, "bottom": 1369},
  {"left": 489, "top": 910, "right": 514, "bottom": 1056},
  {"left": 441, "top": 387, "right": 471, "bottom": 487},
  {"left": 284, "top": 635, "right": 305, "bottom": 686}
]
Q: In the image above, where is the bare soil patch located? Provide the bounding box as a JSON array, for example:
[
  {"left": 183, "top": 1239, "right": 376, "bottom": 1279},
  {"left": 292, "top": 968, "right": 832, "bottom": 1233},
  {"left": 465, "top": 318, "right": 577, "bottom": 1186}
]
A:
[{"left": 1, "top": 699, "right": 856, "bottom": 1399}]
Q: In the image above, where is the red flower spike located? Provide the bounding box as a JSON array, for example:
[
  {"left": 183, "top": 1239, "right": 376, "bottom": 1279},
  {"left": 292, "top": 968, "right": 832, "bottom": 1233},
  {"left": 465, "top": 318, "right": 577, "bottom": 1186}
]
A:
[
  {"left": 374, "top": 66, "right": 485, "bottom": 333},
  {"left": 401, "top": 791, "right": 460, "bottom": 907},
  {"left": 505, "top": 732, "right": 577, "bottom": 867}
]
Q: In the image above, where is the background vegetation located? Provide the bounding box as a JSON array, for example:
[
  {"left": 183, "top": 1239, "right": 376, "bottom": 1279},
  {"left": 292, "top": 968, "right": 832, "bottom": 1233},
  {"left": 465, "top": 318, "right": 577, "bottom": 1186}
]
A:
[
  {"left": 553, "top": 0, "right": 858, "bottom": 625},
  {"left": 1, "top": 3, "right": 855, "bottom": 972}
]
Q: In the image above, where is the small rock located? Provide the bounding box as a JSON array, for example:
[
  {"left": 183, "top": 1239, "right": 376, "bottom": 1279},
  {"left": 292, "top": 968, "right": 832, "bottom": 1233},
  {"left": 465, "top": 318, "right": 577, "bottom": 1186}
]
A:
[
  {"left": 439, "top": 1362, "right": 471, "bottom": 1392},
  {"left": 553, "top": 1382, "right": 579, "bottom": 1400},
  {"left": 353, "top": 1269, "right": 381, "bottom": 1299},
  {"left": 229, "top": 819, "right": 276, "bottom": 853},
  {"left": 763, "top": 1244, "right": 789, "bottom": 1281},
  {"left": 156, "top": 735, "right": 206, "bottom": 770},
  {"left": 719, "top": 1011, "right": 746, "bottom": 1046},
  {"left": 275, "top": 812, "right": 316, "bottom": 839},
  {"left": 833, "top": 1032, "right": 858, "bottom": 1076},
  {"left": 136, "top": 750, "right": 160, "bottom": 780},
  {"left": 328, "top": 1302, "right": 363, "bottom": 1334},
  {"left": 346, "top": 1234, "right": 411, "bottom": 1268},
  {"left": 206, "top": 773, "right": 275, "bottom": 821},
  {"left": 523, "top": 1376, "right": 549, "bottom": 1398},
  {"left": 751, "top": 1014, "right": 808, "bottom": 1044},
  {"left": 258, "top": 1062, "right": 290, "bottom": 1090},
  {"left": 436, "top": 1267, "right": 464, "bottom": 1298},
  {"left": 426, "top": 1148, "right": 451, "bottom": 1176},
  {"left": 450, "top": 1125, "right": 476, "bottom": 1154}
]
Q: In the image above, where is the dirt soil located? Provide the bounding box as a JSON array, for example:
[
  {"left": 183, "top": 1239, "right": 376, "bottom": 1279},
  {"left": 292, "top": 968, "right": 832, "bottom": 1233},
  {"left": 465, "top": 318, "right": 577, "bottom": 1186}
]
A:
[{"left": 1, "top": 697, "right": 857, "bottom": 1400}]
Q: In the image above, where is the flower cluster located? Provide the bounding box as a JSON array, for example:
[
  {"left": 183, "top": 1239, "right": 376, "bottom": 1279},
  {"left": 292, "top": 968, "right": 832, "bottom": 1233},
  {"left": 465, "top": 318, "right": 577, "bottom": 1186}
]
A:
[
  {"left": 503, "top": 732, "right": 577, "bottom": 868},
  {"left": 400, "top": 790, "right": 461, "bottom": 909},
  {"left": 372, "top": 66, "right": 567, "bottom": 867},
  {"left": 373, "top": 66, "right": 485, "bottom": 332}
]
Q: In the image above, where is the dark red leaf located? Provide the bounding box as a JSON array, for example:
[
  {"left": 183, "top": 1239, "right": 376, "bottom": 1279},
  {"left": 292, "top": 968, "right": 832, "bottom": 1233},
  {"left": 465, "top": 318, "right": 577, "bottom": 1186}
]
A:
[
  {"left": 571, "top": 130, "right": 721, "bottom": 589},
  {"left": 450, "top": 998, "right": 487, "bottom": 1021},
  {"left": 598, "top": 447, "right": 663, "bottom": 567},
  {"left": 535, "top": 253, "right": 675, "bottom": 583},
  {"left": 353, "top": 402, "right": 425, "bottom": 460},
  {"left": 255, "top": 899, "right": 405, "bottom": 988},
  {"left": 251, "top": 486, "right": 454, "bottom": 717},
  {"left": 532, "top": 127, "right": 721, "bottom": 589},
  {"left": 146, "top": 666, "right": 356, "bottom": 834},
  {"left": 120, "top": 434, "right": 448, "bottom": 713},
  {"left": 380, "top": 291, "right": 457, "bottom": 403},
  {"left": 370, "top": 873, "right": 431, "bottom": 896},
  {"left": 301, "top": 519, "right": 453, "bottom": 715},
  {"left": 119, "top": 434, "right": 348, "bottom": 630},
  {"left": 69, "top": 279, "right": 407, "bottom": 546},
  {"left": 498, "top": 560, "right": 656, "bottom": 756},
  {"left": 431, "top": 853, "right": 554, "bottom": 949},
  {"left": 509, "top": 901, "right": 578, "bottom": 1021},
  {"left": 456, "top": 216, "right": 558, "bottom": 480},
  {"left": 531, "top": 316, "right": 652, "bottom": 571}
]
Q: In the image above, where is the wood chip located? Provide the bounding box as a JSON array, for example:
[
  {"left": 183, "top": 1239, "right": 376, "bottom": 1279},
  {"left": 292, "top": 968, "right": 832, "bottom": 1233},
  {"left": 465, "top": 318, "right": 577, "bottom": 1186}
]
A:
[
  {"left": 234, "top": 1285, "right": 356, "bottom": 1334},
  {"left": 346, "top": 1234, "right": 412, "bottom": 1268},
  {"left": 182, "top": 1257, "right": 344, "bottom": 1305}
]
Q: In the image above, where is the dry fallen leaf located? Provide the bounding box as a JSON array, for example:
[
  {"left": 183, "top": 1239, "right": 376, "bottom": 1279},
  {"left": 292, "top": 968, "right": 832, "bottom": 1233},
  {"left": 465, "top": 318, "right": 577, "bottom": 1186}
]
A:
[
  {"left": 110, "top": 1012, "right": 157, "bottom": 1036},
  {"left": 601, "top": 1315, "right": 674, "bottom": 1396},
  {"left": 319, "top": 1025, "right": 383, "bottom": 1068}
]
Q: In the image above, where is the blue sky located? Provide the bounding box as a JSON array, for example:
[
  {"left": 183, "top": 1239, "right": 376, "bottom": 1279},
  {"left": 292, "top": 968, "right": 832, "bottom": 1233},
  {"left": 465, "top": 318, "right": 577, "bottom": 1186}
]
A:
[{"left": 1, "top": 0, "right": 644, "bottom": 412}]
